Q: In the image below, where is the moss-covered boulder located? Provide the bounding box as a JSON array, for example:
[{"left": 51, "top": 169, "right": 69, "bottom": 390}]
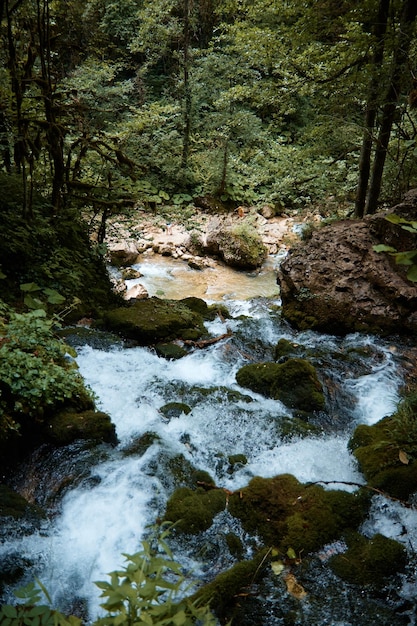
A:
[
  {"left": 228, "top": 474, "right": 370, "bottom": 554},
  {"left": 349, "top": 392, "right": 417, "bottom": 499},
  {"left": 236, "top": 358, "right": 325, "bottom": 412},
  {"left": 44, "top": 410, "right": 117, "bottom": 446},
  {"left": 0, "top": 485, "right": 45, "bottom": 521},
  {"left": 164, "top": 485, "right": 227, "bottom": 534},
  {"left": 329, "top": 532, "right": 407, "bottom": 587},
  {"left": 204, "top": 221, "right": 268, "bottom": 269},
  {"left": 159, "top": 402, "right": 192, "bottom": 419},
  {"left": 191, "top": 548, "right": 271, "bottom": 622},
  {"left": 102, "top": 297, "right": 207, "bottom": 344},
  {"left": 155, "top": 342, "right": 188, "bottom": 360}
]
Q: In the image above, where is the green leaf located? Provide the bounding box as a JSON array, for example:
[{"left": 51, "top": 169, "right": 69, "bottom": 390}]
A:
[
  {"left": 406, "top": 264, "right": 417, "bottom": 282},
  {"left": 392, "top": 251, "right": 416, "bottom": 266},
  {"left": 20, "top": 282, "right": 42, "bottom": 292},
  {"left": 1, "top": 605, "right": 18, "bottom": 618},
  {"left": 373, "top": 244, "right": 396, "bottom": 253},
  {"left": 286, "top": 547, "right": 297, "bottom": 560},
  {"left": 384, "top": 213, "right": 406, "bottom": 225},
  {"left": 42, "top": 289, "right": 66, "bottom": 305}
]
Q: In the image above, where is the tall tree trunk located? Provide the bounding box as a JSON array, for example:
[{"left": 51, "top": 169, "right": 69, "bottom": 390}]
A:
[
  {"left": 181, "top": 0, "right": 192, "bottom": 171},
  {"left": 355, "top": 0, "right": 390, "bottom": 218},
  {"left": 365, "top": 0, "right": 417, "bottom": 214}
]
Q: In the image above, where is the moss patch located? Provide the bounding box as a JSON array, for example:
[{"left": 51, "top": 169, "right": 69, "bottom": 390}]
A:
[
  {"left": 228, "top": 474, "right": 370, "bottom": 554},
  {"left": 164, "top": 485, "right": 227, "bottom": 534},
  {"left": 44, "top": 410, "right": 117, "bottom": 446},
  {"left": 0, "top": 485, "right": 45, "bottom": 521},
  {"left": 236, "top": 358, "right": 325, "bottom": 412},
  {"left": 349, "top": 392, "right": 417, "bottom": 500},
  {"left": 330, "top": 532, "right": 407, "bottom": 587},
  {"left": 102, "top": 297, "right": 207, "bottom": 344}
]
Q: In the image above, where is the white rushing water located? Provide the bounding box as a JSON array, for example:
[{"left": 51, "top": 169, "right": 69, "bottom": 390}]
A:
[{"left": 2, "top": 257, "right": 415, "bottom": 623}]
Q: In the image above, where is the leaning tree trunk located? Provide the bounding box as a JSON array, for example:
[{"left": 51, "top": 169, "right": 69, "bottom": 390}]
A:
[
  {"left": 365, "top": 0, "right": 417, "bottom": 215},
  {"left": 355, "top": 0, "right": 390, "bottom": 218}
]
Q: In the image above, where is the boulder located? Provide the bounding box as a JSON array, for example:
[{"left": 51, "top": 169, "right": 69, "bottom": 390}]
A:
[
  {"left": 44, "top": 410, "right": 118, "bottom": 446},
  {"left": 235, "top": 358, "right": 325, "bottom": 412},
  {"left": 203, "top": 219, "right": 267, "bottom": 269},
  {"left": 108, "top": 240, "right": 139, "bottom": 266},
  {"left": 102, "top": 297, "right": 208, "bottom": 344},
  {"left": 124, "top": 283, "right": 148, "bottom": 301},
  {"left": 277, "top": 194, "right": 417, "bottom": 335}
]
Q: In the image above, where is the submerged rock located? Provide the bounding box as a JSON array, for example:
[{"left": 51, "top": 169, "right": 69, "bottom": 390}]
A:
[
  {"left": 236, "top": 358, "right": 325, "bottom": 412},
  {"left": 329, "top": 532, "right": 407, "bottom": 587},
  {"left": 277, "top": 191, "right": 417, "bottom": 335}
]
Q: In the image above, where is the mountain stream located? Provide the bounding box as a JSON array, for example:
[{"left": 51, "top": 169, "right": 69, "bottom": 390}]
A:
[{"left": 1, "top": 254, "right": 417, "bottom": 625}]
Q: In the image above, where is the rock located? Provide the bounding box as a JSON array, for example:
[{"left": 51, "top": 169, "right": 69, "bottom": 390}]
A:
[
  {"left": 203, "top": 219, "right": 268, "bottom": 269},
  {"left": 102, "top": 297, "right": 207, "bottom": 344},
  {"left": 228, "top": 474, "right": 370, "bottom": 554},
  {"left": 44, "top": 410, "right": 118, "bottom": 446},
  {"left": 164, "top": 484, "right": 227, "bottom": 533},
  {"left": 154, "top": 342, "right": 188, "bottom": 360},
  {"left": 329, "top": 532, "right": 407, "bottom": 587},
  {"left": 124, "top": 283, "right": 148, "bottom": 301},
  {"left": 121, "top": 268, "right": 142, "bottom": 280},
  {"left": 235, "top": 358, "right": 325, "bottom": 412},
  {"left": 348, "top": 391, "right": 417, "bottom": 500},
  {"left": 159, "top": 402, "right": 192, "bottom": 419},
  {"left": 108, "top": 240, "right": 139, "bottom": 266},
  {"left": 277, "top": 203, "right": 417, "bottom": 335}
]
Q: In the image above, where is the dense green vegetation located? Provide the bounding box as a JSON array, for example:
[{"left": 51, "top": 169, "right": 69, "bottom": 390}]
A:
[{"left": 1, "top": 0, "right": 417, "bottom": 226}]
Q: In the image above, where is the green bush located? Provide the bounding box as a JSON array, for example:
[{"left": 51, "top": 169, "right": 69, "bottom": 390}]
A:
[
  {"left": 0, "top": 305, "right": 94, "bottom": 437},
  {"left": 0, "top": 526, "right": 217, "bottom": 626}
]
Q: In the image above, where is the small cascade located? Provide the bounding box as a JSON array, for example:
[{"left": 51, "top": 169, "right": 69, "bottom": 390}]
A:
[{"left": 0, "top": 256, "right": 415, "bottom": 624}]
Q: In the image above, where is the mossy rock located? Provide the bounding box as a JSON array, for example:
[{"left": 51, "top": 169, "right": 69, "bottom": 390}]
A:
[
  {"left": 164, "top": 485, "right": 227, "bottom": 534},
  {"left": 330, "top": 532, "right": 407, "bottom": 587},
  {"left": 159, "top": 402, "right": 192, "bottom": 419},
  {"left": 180, "top": 296, "right": 230, "bottom": 321},
  {"left": 227, "top": 454, "right": 248, "bottom": 473},
  {"left": 274, "top": 338, "right": 304, "bottom": 361},
  {"left": 121, "top": 432, "right": 160, "bottom": 457},
  {"left": 102, "top": 297, "right": 207, "bottom": 344},
  {"left": 0, "top": 485, "right": 45, "bottom": 521},
  {"left": 236, "top": 358, "right": 325, "bottom": 412},
  {"left": 349, "top": 406, "right": 417, "bottom": 499},
  {"left": 279, "top": 415, "right": 322, "bottom": 440},
  {"left": 44, "top": 410, "right": 117, "bottom": 446},
  {"left": 191, "top": 548, "right": 271, "bottom": 622},
  {"left": 228, "top": 474, "right": 370, "bottom": 554},
  {"left": 155, "top": 342, "right": 188, "bottom": 360}
]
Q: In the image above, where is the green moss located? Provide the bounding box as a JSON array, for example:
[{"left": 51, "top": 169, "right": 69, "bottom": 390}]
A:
[
  {"left": 159, "top": 402, "right": 192, "bottom": 419},
  {"left": 164, "top": 485, "right": 227, "bottom": 534},
  {"left": 155, "top": 343, "right": 188, "bottom": 360},
  {"left": 349, "top": 393, "right": 417, "bottom": 499},
  {"left": 330, "top": 532, "right": 407, "bottom": 587},
  {"left": 0, "top": 485, "right": 45, "bottom": 520},
  {"left": 121, "top": 432, "right": 160, "bottom": 457},
  {"left": 45, "top": 410, "right": 117, "bottom": 445},
  {"left": 236, "top": 358, "right": 325, "bottom": 412},
  {"left": 225, "top": 533, "right": 244, "bottom": 559},
  {"left": 102, "top": 297, "right": 206, "bottom": 344},
  {"left": 228, "top": 474, "right": 370, "bottom": 554},
  {"left": 191, "top": 548, "right": 271, "bottom": 620},
  {"left": 274, "top": 338, "right": 303, "bottom": 360}
]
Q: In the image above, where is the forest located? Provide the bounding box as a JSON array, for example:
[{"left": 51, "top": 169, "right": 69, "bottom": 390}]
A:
[
  {"left": 1, "top": 0, "right": 417, "bottom": 223},
  {"left": 1, "top": 2, "right": 417, "bottom": 625}
]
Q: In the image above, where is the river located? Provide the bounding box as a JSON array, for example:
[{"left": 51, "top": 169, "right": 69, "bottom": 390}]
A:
[{"left": 1, "top": 254, "right": 416, "bottom": 625}]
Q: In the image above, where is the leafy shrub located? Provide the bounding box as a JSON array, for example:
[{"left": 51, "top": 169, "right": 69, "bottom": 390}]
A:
[
  {"left": 0, "top": 305, "right": 93, "bottom": 436},
  {"left": 0, "top": 526, "right": 217, "bottom": 626}
]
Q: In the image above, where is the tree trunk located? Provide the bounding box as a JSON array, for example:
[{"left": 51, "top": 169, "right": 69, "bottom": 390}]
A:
[
  {"left": 365, "top": 0, "right": 417, "bottom": 214},
  {"left": 181, "top": 0, "right": 192, "bottom": 171},
  {"left": 355, "top": 0, "right": 390, "bottom": 218}
]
